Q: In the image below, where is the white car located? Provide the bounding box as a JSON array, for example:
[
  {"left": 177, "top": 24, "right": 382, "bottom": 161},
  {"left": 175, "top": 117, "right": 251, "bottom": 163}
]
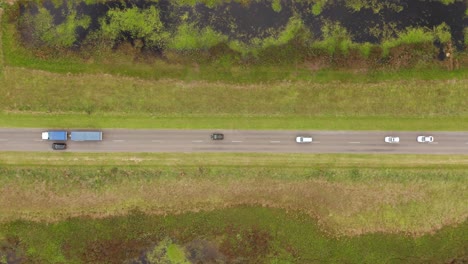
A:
[
  {"left": 384, "top": 136, "right": 400, "bottom": 143},
  {"left": 296, "top": 136, "right": 313, "bottom": 143},
  {"left": 417, "top": 136, "right": 434, "bottom": 143}
]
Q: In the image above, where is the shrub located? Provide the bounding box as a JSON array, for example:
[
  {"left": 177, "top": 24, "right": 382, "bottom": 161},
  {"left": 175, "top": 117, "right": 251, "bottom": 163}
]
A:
[
  {"left": 169, "top": 23, "right": 228, "bottom": 51},
  {"left": 100, "top": 6, "right": 169, "bottom": 50},
  {"left": 144, "top": 238, "right": 190, "bottom": 264},
  {"left": 173, "top": 0, "right": 226, "bottom": 8},
  {"left": 311, "top": 0, "right": 326, "bottom": 15},
  {"left": 314, "top": 21, "right": 353, "bottom": 55},
  {"left": 358, "top": 42, "right": 373, "bottom": 58},
  {"left": 271, "top": 0, "right": 282, "bottom": 12},
  {"left": 228, "top": 40, "right": 253, "bottom": 57},
  {"left": 226, "top": 16, "right": 311, "bottom": 62},
  {"left": 432, "top": 22, "right": 451, "bottom": 44},
  {"left": 438, "top": 0, "right": 455, "bottom": 4},
  {"left": 382, "top": 27, "right": 434, "bottom": 57},
  {"left": 0, "top": 0, "right": 7, "bottom": 9},
  {"left": 345, "top": 0, "right": 403, "bottom": 13},
  {"left": 262, "top": 16, "right": 311, "bottom": 48},
  {"left": 20, "top": 7, "right": 90, "bottom": 48}
]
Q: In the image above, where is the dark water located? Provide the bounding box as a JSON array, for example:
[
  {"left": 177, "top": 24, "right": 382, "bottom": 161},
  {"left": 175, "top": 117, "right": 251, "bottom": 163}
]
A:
[{"left": 18, "top": 0, "right": 468, "bottom": 50}]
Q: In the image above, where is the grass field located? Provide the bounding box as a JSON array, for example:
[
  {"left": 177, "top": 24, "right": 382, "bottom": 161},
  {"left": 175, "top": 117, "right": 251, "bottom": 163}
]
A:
[
  {"left": 1, "top": 207, "right": 466, "bottom": 263},
  {"left": 0, "top": 66, "right": 467, "bottom": 130},
  {"left": 0, "top": 8, "right": 4, "bottom": 77},
  {"left": 2, "top": 112, "right": 468, "bottom": 130},
  {"left": 2, "top": 67, "right": 467, "bottom": 116},
  {"left": 2, "top": 152, "right": 468, "bottom": 168},
  {"left": 0, "top": 152, "right": 467, "bottom": 237}
]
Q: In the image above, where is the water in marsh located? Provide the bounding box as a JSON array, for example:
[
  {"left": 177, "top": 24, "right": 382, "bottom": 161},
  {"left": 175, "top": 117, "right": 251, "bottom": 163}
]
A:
[{"left": 16, "top": 0, "right": 468, "bottom": 49}]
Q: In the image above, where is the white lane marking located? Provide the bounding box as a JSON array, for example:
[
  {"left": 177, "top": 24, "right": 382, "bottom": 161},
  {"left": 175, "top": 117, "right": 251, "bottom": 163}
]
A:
[
  {"left": 270, "top": 141, "right": 281, "bottom": 143},
  {"left": 429, "top": 142, "right": 438, "bottom": 144},
  {"left": 113, "top": 140, "right": 125, "bottom": 142},
  {"left": 311, "top": 141, "right": 321, "bottom": 144},
  {"left": 192, "top": 140, "right": 203, "bottom": 143},
  {"left": 34, "top": 139, "right": 43, "bottom": 142},
  {"left": 151, "top": 140, "right": 163, "bottom": 143},
  {"left": 232, "top": 141, "right": 242, "bottom": 143},
  {"left": 349, "top": 142, "right": 361, "bottom": 144},
  {"left": 0, "top": 139, "right": 8, "bottom": 141}
]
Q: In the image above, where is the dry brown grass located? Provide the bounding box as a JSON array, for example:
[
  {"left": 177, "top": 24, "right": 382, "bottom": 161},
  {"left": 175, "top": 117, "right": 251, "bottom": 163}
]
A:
[{"left": 0, "top": 171, "right": 466, "bottom": 237}]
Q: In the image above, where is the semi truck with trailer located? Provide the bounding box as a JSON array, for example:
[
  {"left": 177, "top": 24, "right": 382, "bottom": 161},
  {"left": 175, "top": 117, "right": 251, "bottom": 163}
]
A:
[{"left": 42, "top": 131, "right": 103, "bottom": 141}]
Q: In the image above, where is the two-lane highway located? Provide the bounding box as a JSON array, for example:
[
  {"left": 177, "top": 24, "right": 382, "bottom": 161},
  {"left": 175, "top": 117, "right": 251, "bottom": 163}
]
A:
[{"left": 0, "top": 129, "right": 467, "bottom": 154}]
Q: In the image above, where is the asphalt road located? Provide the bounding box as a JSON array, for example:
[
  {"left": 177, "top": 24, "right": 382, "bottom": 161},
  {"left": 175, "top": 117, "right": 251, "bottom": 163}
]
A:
[{"left": 1, "top": 128, "right": 468, "bottom": 154}]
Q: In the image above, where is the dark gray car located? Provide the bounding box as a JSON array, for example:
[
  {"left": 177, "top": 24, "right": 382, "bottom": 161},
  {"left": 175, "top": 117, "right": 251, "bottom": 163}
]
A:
[
  {"left": 211, "top": 133, "right": 224, "bottom": 140},
  {"left": 52, "top": 143, "right": 67, "bottom": 150}
]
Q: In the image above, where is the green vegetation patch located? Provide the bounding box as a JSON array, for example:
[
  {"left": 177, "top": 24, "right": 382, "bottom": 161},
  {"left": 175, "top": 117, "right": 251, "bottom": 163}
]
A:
[
  {"left": 2, "top": 152, "right": 468, "bottom": 168},
  {"left": 169, "top": 23, "right": 227, "bottom": 51},
  {"left": 0, "top": 153, "right": 467, "bottom": 236},
  {"left": 3, "top": 67, "right": 467, "bottom": 116},
  {"left": 20, "top": 6, "right": 91, "bottom": 48},
  {"left": 100, "top": 5, "right": 169, "bottom": 50},
  {"left": 2, "top": 112, "right": 468, "bottom": 130},
  {"left": 0, "top": 66, "right": 467, "bottom": 130},
  {"left": 0, "top": 7, "right": 3, "bottom": 76},
  {"left": 0, "top": 207, "right": 466, "bottom": 263}
]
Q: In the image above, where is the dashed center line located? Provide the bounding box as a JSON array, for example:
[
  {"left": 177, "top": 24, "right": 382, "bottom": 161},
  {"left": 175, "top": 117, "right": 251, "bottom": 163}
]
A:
[
  {"left": 0, "top": 139, "right": 8, "bottom": 141},
  {"left": 192, "top": 140, "right": 203, "bottom": 143},
  {"left": 311, "top": 141, "right": 321, "bottom": 144},
  {"left": 34, "top": 139, "right": 43, "bottom": 142},
  {"left": 113, "top": 140, "right": 125, "bottom": 142},
  {"left": 151, "top": 140, "right": 163, "bottom": 143},
  {"left": 232, "top": 141, "right": 242, "bottom": 143},
  {"left": 270, "top": 141, "right": 281, "bottom": 143},
  {"left": 349, "top": 142, "right": 361, "bottom": 144}
]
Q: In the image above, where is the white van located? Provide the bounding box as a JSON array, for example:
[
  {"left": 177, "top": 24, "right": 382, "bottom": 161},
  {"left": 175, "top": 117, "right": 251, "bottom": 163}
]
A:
[{"left": 296, "top": 136, "right": 313, "bottom": 143}]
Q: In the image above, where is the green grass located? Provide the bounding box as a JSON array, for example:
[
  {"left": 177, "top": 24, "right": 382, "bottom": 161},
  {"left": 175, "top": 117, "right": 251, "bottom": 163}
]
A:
[
  {"left": 2, "top": 152, "right": 468, "bottom": 168},
  {"left": 0, "top": 207, "right": 466, "bottom": 263},
  {"left": 0, "top": 154, "right": 466, "bottom": 236},
  {"left": 0, "top": 8, "right": 3, "bottom": 77},
  {"left": 1, "top": 113, "right": 468, "bottom": 131},
  {"left": 0, "top": 65, "right": 467, "bottom": 130}
]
